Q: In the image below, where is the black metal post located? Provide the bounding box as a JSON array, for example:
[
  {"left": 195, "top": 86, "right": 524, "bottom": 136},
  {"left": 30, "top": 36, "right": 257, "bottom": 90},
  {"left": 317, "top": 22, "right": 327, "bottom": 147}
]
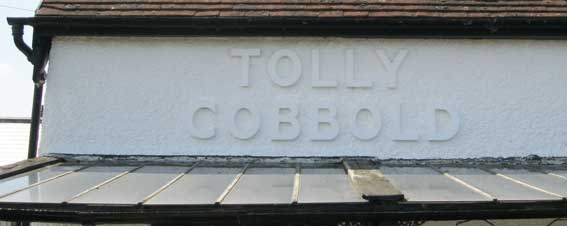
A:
[{"left": 27, "top": 83, "right": 43, "bottom": 159}]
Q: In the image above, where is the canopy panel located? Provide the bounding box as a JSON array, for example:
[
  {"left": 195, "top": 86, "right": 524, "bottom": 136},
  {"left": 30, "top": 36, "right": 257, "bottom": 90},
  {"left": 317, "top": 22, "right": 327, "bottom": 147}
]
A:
[{"left": 0, "top": 156, "right": 566, "bottom": 223}]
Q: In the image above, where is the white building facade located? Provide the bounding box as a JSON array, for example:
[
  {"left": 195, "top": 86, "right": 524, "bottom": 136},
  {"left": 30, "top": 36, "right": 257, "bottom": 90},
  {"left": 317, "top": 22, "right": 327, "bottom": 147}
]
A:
[
  {"left": 41, "top": 37, "right": 567, "bottom": 158},
  {"left": 2, "top": 1, "right": 567, "bottom": 226}
]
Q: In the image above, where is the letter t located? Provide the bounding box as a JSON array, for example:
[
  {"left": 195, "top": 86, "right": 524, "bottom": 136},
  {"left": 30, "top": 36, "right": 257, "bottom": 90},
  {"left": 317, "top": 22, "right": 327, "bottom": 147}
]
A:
[{"left": 230, "top": 49, "right": 261, "bottom": 87}]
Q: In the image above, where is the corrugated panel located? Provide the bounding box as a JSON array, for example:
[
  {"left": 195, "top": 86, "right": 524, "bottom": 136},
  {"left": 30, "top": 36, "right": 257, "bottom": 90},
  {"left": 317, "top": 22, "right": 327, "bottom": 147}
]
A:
[
  {"left": 548, "top": 170, "right": 567, "bottom": 180},
  {"left": 222, "top": 167, "right": 295, "bottom": 204},
  {"left": 441, "top": 167, "right": 559, "bottom": 201},
  {"left": 146, "top": 167, "right": 241, "bottom": 205},
  {"left": 0, "top": 165, "right": 80, "bottom": 198},
  {"left": 0, "top": 123, "right": 29, "bottom": 166},
  {"left": 491, "top": 168, "right": 567, "bottom": 198},
  {"left": 381, "top": 167, "right": 491, "bottom": 203},
  {"left": 298, "top": 168, "right": 364, "bottom": 204},
  {"left": 0, "top": 166, "right": 134, "bottom": 203},
  {"left": 0, "top": 162, "right": 567, "bottom": 206},
  {"left": 70, "top": 166, "right": 188, "bottom": 204}
]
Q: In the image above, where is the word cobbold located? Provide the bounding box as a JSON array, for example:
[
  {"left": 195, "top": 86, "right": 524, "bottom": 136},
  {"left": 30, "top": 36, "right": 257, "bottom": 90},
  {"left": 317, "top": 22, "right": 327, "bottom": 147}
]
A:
[{"left": 187, "top": 48, "right": 461, "bottom": 143}]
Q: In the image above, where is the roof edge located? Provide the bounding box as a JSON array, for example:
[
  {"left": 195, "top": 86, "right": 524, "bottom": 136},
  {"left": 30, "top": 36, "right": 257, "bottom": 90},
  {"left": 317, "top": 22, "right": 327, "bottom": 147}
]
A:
[{"left": 8, "top": 16, "right": 567, "bottom": 38}]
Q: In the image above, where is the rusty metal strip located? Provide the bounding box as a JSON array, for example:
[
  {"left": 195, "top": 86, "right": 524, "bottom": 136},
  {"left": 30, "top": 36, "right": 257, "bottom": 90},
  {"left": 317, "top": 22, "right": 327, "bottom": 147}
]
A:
[
  {"left": 291, "top": 164, "right": 301, "bottom": 204},
  {"left": 140, "top": 162, "right": 200, "bottom": 204},
  {"left": 215, "top": 163, "right": 249, "bottom": 205}
]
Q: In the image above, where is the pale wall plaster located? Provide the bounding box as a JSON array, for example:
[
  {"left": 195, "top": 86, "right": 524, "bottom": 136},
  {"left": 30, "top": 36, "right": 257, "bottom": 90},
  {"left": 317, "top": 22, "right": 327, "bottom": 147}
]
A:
[{"left": 41, "top": 37, "right": 567, "bottom": 158}]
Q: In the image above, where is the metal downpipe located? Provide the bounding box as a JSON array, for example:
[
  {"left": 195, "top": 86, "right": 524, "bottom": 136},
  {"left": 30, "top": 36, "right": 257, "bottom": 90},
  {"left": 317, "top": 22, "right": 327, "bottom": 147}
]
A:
[
  {"left": 11, "top": 25, "right": 32, "bottom": 63},
  {"left": 9, "top": 22, "right": 47, "bottom": 159},
  {"left": 27, "top": 84, "right": 43, "bottom": 159}
]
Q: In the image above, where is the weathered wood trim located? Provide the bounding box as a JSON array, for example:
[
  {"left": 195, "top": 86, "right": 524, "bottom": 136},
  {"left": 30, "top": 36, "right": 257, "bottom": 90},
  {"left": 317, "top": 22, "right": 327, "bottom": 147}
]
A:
[
  {"left": 343, "top": 159, "right": 404, "bottom": 202},
  {"left": 0, "top": 157, "right": 63, "bottom": 180}
]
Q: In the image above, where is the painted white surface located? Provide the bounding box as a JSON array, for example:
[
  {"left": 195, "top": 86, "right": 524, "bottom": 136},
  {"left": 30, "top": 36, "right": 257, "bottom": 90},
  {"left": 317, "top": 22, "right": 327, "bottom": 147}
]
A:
[
  {"left": 0, "top": 123, "right": 29, "bottom": 166},
  {"left": 41, "top": 37, "right": 567, "bottom": 158}
]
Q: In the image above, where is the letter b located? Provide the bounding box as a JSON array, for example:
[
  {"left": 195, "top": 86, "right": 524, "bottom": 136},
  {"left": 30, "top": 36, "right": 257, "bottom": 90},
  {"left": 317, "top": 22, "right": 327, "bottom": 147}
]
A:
[{"left": 272, "top": 104, "right": 301, "bottom": 141}]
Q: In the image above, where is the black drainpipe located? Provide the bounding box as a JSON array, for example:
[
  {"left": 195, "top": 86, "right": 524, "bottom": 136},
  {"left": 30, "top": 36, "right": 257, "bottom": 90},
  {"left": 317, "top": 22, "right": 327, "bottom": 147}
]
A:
[
  {"left": 11, "top": 25, "right": 32, "bottom": 63},
  {"left": 9, "top": 22, "right": 51, "bottom": 159}
]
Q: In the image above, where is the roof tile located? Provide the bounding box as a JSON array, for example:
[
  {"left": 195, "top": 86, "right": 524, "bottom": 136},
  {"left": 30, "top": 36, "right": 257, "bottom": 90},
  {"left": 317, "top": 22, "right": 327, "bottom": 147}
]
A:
[{"left": 35, "top": 0, "right": 567, "bottom": 19}]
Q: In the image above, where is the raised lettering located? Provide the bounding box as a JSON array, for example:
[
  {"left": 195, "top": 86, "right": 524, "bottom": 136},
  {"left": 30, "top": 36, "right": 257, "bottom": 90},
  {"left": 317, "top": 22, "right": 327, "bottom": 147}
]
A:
[
  {"left": 352, "top": 106, "right": 381, "bottom": 140},
  {"left": 311, "top": 103, "right": 340, "bottom": 141},
  {"left": 311, "top": 49, "right": 338, "bottom": 88},
  {"left": 376, "top": 49, "right": 408, "bottom": 89},
  {"left": 189, "top": 101, "right": 216, "bottom": 139},
  {"left": 391, "top": 104, "right": 419, "bottom": 141},
  {"left": 427, "top": 106, "right": 460, "bottom": 141},
  {"left": 346, "top": 49, "right": 372, "bottom": 88},
  {"left": 230, "top": 49, "right": 261, "bottom": 87},
  {"left": 230, "top": 104, "right": 261, "bottom": 140},
  {"left": 268, "top": 49, "right": 302, "bottom": 87},
  {"left": 272, "top": 104, "right": 301, "bottom": 141}
]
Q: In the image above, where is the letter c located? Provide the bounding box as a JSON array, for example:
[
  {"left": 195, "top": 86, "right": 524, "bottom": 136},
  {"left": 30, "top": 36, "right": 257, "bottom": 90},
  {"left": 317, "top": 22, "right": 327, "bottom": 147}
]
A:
[{"left": 189, "top": 101, "right": 216, "bottom": 139}]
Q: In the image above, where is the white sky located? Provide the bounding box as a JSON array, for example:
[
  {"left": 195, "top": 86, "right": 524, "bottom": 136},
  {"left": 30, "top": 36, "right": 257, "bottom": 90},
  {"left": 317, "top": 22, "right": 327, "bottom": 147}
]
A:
[{"left": 0, "top": 0, "right": 41, "bottom": 118}]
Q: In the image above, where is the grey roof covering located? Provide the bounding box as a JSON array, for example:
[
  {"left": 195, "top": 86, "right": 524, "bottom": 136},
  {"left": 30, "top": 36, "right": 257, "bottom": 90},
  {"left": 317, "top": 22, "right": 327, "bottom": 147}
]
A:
[
  {"left": 0, "top": 157, "right": 566, "bottom": 205},
  {"left": 36, "top": 0, "right": 567, "bottom": 19}
]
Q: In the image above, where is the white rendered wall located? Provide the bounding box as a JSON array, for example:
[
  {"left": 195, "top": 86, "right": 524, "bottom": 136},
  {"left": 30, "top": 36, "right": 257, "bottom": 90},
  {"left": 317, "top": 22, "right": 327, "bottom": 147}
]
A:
[{"left": 41, "top": 37, "right": 567, "bottom": 158}]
